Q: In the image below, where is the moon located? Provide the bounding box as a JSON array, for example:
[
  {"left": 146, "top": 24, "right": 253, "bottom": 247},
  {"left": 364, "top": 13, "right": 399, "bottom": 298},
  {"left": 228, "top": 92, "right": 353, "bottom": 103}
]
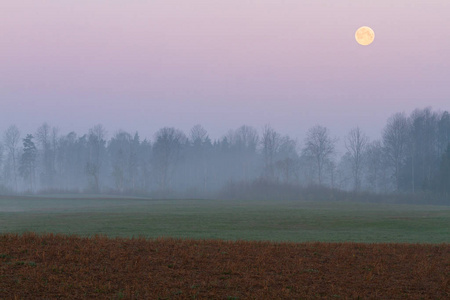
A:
[{"left": 355, "top": 26, "right": 375, "bottom": 46}]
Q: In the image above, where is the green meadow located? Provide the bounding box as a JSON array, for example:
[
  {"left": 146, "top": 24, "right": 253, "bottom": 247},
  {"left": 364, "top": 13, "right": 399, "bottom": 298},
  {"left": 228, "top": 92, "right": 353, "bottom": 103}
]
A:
[{"left": 1, "top": 196, "right": 449, "bottom": 243}]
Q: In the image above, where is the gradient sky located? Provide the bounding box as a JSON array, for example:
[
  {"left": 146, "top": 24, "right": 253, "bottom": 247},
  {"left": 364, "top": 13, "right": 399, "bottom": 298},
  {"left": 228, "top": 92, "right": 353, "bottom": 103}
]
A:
[{"left": 1, "top": 0, "right": 449, "bottom": 149}]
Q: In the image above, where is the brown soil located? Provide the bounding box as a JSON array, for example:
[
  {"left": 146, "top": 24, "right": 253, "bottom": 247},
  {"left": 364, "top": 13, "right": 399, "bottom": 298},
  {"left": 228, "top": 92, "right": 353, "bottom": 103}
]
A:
[{"left": 1, "top": 233, "right": 448, "bottom": 299}]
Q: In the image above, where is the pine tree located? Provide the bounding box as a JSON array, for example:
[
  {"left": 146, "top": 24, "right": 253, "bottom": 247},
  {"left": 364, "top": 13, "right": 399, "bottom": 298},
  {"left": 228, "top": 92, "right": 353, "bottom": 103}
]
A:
[{"left": 19, "top": 134, "right": 37, "bottom": 191}]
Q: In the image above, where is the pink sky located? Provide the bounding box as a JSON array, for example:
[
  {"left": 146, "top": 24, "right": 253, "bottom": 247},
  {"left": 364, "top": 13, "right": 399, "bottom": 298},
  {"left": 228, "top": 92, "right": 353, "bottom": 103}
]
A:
[{"left": 1, "top": 0, "right": 449, "bottom": 149}]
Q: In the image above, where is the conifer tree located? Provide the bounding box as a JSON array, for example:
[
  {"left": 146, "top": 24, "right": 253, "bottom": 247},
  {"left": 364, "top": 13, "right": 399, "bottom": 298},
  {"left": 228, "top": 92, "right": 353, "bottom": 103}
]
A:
[{"left": 19, "top": 134, "right": 37, "bottom": 191}]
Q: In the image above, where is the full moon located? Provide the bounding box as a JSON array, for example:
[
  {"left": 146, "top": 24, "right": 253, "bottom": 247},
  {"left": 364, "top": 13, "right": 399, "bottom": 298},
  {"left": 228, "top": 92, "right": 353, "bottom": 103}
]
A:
[{"left": 355, "top": 26, "right": 375, "bottom": 46}]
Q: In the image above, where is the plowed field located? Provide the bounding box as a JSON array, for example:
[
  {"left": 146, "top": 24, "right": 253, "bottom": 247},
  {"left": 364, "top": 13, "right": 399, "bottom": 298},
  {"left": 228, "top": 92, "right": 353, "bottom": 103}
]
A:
[{"left": 1, "top": 233, "right": 448, "bottom": 299}]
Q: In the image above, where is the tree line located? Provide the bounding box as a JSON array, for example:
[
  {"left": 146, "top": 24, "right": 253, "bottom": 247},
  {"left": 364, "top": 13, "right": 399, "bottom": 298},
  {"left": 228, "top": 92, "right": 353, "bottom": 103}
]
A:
[{"left": 1, "top": 107, "right": 449, "bottom": 201}]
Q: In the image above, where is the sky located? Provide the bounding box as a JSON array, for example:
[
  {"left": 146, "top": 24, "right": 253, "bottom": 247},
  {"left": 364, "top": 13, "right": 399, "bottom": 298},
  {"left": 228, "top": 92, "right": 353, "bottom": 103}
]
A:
[{"left": 1, "top": 0, "right": 449, "bottom": 149}]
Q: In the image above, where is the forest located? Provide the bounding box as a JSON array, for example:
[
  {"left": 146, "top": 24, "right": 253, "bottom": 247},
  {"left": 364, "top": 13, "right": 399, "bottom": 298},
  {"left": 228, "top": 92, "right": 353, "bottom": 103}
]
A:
[{"left": 1, "top": 107, "right": 449, "bottom": 203}]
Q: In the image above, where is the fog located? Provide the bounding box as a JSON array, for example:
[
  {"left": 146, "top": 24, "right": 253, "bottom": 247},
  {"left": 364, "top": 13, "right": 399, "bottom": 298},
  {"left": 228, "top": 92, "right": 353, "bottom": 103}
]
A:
[{"left": 0, "top": 107, "right": 449, "bottom": 204}]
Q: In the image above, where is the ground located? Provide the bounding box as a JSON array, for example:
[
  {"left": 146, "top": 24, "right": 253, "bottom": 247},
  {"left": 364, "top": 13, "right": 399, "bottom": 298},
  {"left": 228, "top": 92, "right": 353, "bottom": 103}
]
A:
[
  {"left": 1, "top": 196, "right": 449, "bottom": 243},
  {"left": 1, "top": 233, "right": 448, "bottom": 299}
]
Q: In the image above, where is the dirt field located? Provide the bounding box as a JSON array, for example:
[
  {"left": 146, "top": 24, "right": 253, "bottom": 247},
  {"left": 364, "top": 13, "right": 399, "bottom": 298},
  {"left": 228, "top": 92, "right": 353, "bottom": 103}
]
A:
[{"left": 1, "top": 233, "right": 448, "bottom": 299}]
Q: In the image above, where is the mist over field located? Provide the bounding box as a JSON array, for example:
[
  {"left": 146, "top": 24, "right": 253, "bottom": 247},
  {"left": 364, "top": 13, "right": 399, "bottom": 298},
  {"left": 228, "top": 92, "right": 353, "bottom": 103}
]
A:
[
  {"left": 0, "top": 107, "right": 449, "bottom": 205},
  {"left": 1, "top": 1, "right": 449, "bottom": 205},
  {"left": 1, "top": 2, "right": 450, "bottom": 299}
]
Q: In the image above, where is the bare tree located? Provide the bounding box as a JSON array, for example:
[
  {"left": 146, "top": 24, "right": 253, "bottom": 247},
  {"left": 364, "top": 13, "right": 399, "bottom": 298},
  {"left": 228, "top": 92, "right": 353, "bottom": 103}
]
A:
[
  {"left": 365, "top": 140, "right": 390, "bottom": 193},
  {"left": 437, "top": 111, "right": 450, "bottom": 156},
  {"left": 138, "top": 138, "right": 152, "bottom": 191},
  {"left": 345, "top": 127, "right": 369, "bottom": 191},
  {"left": 36, "top": 123, "right": 59, "bottom": 189},
  {"left": 3, "top": 125, "right": 21, "bottom": 191},
  {"left": 382, "top": 113, "right": 409, "bottom": 191},
  {"left": 189, "top": 124, "right": 213, "bottom": 192},
  {"left": 153, "top": 127, "right": 187, "bottom": 191},
  {"left": 0, "top": 143, "right": 3, "bottom": 184},
  {"left": 336, "top": 152, "right": 352, "bottom": 190},
  {"left": 190, "top": 124, "right": 208, "bottom": 145},
  {"left": 56, "top": 131, "right": 80, "bottom": 190},
  {"left": 302, "top": 125, "right": 337, "bottom": 186},
  {"left": 86, "top": 124, "right": 107, "bottom": 192},
  {"left": 129, "top": 132, "right": 140, "bottom": 190},
  {"left": 108, "top": 131, "right": 133, "bottom": 192},
  {"left": 261, "top": 125, "right": 281, "bottom": 180},
  {"left": 275, "top": 135, "right": 299, "bottom": 184},
  {"left": 408, "top": 108, "right": 441, "bottom": 192},
  {"left": 235, "top": 125, "right": 259, "bottom": 152},
  {"left": 234, "top": 125, "right": 259, "bottom": 180}
]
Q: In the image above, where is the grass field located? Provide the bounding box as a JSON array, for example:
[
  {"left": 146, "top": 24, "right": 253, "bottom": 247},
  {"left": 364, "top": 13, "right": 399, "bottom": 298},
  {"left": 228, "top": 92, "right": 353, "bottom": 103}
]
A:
[{"left": 1, "top": 196, "right": 449, "bottom": 243}]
